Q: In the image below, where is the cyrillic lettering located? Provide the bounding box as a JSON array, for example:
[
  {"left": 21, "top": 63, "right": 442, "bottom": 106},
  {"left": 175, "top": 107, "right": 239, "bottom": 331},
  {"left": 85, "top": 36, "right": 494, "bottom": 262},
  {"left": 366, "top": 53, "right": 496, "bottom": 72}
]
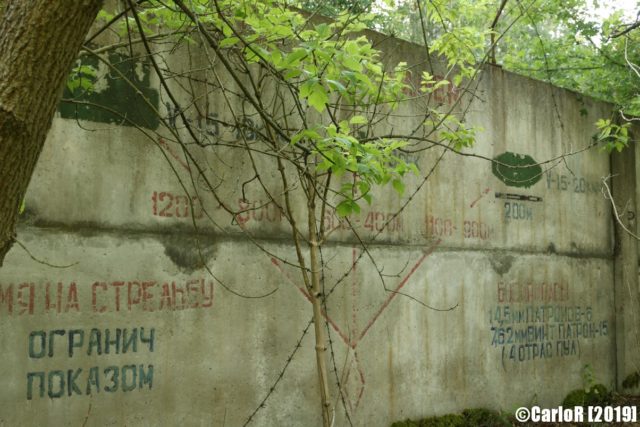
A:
[
  {"left": 122, "top": 328, "right": 138, "bottom": 353},
  {"left": 26, "top": 372, "right": 44, "bottom": 400},
  {"left": 139, "top": 365, "right": 153, "bottom": 389},
  {"left": 87, "top": 329, "right": 102, "bottom": 355},
  {"left": 48, "top": 330, "right": 65, "bottom": 357},
  {"left": 68, "top": 329, "right": 84, "bottom": 357},
  {"left": 121, "top": 365, "right": 137, "bottom": 392},
  {"left": 67, "top": 369, "right": 82, "bottom": 396},
  {"left": 0, "top": 283, "right": 13, "bottom": 314},
  {"left": 29, "top": 331, "right": 46, "bottom": 359},
  {"left": 103, "top": 366, "right": 119, "bottom": 392},
  {"left": 86, "top": 366, "right": 100, "bottom": 395},
  {"left": 48, "top": 370, "right": 65, "bottom": 398},
  {"left": 140, "top": 328, "right": 155, "bottom": 352},
  {"left": 104, "top": 328, "right": 121, "bottom": 354}
]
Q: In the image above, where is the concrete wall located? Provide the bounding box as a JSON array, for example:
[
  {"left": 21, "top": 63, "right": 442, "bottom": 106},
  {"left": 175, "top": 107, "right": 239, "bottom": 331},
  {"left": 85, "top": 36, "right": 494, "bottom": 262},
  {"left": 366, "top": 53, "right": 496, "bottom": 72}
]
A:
[{"left": 0, "top": 29, "right": 635, "bottom": 426}]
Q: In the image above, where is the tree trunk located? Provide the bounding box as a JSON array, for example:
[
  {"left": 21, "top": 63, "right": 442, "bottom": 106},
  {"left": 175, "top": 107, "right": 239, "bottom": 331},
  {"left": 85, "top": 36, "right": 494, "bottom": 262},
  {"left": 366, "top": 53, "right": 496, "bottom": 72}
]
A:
[
  {"left": 307, "top": 182, "right": 333, "bottom": 427},
  {"left": 0, "top": 1, "right": 102, "bottom": 265}
]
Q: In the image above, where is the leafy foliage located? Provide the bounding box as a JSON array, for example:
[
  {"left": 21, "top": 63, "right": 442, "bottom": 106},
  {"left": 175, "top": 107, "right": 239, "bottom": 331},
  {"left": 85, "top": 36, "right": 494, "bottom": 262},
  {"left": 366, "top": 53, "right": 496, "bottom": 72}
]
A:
[
  {"left": 391, "top": 407, "right": 510, "bottom": 427},
  {"left": 294, "top": 0, "right": 373, "bottom": 16},
  {"left": 596, "top": 118, "right": 631, "bottom": 152},
  {"left": 358, "top": 0, "right": 640, "bottom": 119},
  {"left": 66, "top": 64, "right": 97, "bottom": 93},
  {"left": 82, "top": 0, "right": 484, "bottom": 218},
  {"left": 496, "top": 0, "right": 640, "bottom": 115},
  {"left": 286, "top": 0, "right": 640, "bottom": 146},
  {"left": 562, "top": 383, "right": 612, "bottom": 407},
  {"left": 622, "top": 371, "right": 640, "bottom": 389},
  {"left": 562, "top": 365, "right": 612, "bottom": 408}
]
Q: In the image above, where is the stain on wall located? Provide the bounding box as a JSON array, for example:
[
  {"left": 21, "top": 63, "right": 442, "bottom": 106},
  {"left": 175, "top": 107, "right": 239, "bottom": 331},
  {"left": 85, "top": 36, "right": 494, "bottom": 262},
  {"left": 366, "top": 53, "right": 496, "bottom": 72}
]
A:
[
  {"left": 492, "top": 152, "right": 543, "bottom": 188},
  {"left": 58, "top": 52, "right": 160, "bottom": 129}
]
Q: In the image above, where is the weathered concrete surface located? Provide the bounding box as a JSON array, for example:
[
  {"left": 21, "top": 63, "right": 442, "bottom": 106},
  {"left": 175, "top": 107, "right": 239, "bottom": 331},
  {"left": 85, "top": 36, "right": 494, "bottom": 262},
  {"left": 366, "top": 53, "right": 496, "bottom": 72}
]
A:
[
  {"left": 0, "top": 27, "right": 631, "bottom": 427},
  {"left": 612, "top": 148, "right": 640, "bottom": 391},
  {"left": 28, "top": 74, "right": 613, "bottom": 253},
  {"left": 0, "top": 228, "right": 615, "bottom": 426}
]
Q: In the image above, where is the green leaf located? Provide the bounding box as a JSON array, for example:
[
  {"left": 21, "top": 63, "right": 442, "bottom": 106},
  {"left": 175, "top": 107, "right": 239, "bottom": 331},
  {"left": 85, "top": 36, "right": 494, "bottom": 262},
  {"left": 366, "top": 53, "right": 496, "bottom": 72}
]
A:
[
  {"left": 340, "top": 182, "right": 354, "bottom": 193},
  {"left": 336, "top": 200, "right": 352, "bottom": 217},
  {"left": 315, "top": 23, "right": 330, "bottom": 39},
  {"left": 433, "top": 80, "right": 449, "bottom": 90},
  {"left": 67, "top": 79, "right": 80, "bottom": 91},
  {"left": 77, "top": 65, "right": 97, "bottom": 78},
  {"left": 284, "top": 69, "right": 302, "bottom": 79},
  {"left": 326, "top": 79, "right": 346, "bottom": 92},
  {"left": 284, "top": 48, "right": 307, "bottom": 66},
  {"left": 392, "top": 179, "right": 405, "bottom": 195},
  {"left": 331, "top": 156, "right": 346, "bottom": 176},
  {"left": 219, "top": 37, "right": 240, "bottom": 48},
  {"left": 317, "top": 157, "right": 333, "bottom": 172},
  {"left": 307, "top": 84, "right": 328, "bottom": 112},
  {"left": 350, "top": 115, "right": 367, "bottom": 125},
  {"left": 79, "top": 79, "right": 93, "bottom": 91},
  {"left": 293, "top": 129, "right": 323, "bottom": 146},
  {"left": 343, "top": 55, "right": 362, "bottom": 72},
  {"left": 300, "top": 79, "right": 315, "bottom": 98},
  {"left": 357, "top": 180, "right": 370, "bottom": 194}
]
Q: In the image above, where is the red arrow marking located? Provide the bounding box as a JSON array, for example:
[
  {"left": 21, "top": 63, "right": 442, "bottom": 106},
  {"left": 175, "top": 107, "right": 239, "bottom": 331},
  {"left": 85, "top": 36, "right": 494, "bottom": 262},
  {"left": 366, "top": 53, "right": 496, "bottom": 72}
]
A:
[
  {"left": 270, "top": 238, "right": 441, "bottom": 348},
  {"left": 470, "top": 187, "right": 491, "bottom": 208},
  {"left": 351, "top": 247, "right": 358, "bottom": 341},
  {"left": 158, "top": 138, "right": 191, "bottom": 172},
  {"left": 270, "top": 258, "right": 351, "bottom": 346},
  {"left": 354, "top": 239, "right": 441, "bottom": 346},
  {"left": 270, "top": 239, "right": 440, "bottom": 414}
]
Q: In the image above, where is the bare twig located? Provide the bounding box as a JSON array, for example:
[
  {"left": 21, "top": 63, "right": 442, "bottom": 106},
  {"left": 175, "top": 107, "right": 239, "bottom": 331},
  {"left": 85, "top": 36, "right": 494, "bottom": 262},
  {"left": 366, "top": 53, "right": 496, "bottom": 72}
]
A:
[
  {"left": 602, "top": 174, "right": 640, "bottom": 240},
  {"left": 13, "top": 239, "right": 78, "bottom": 269}
]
